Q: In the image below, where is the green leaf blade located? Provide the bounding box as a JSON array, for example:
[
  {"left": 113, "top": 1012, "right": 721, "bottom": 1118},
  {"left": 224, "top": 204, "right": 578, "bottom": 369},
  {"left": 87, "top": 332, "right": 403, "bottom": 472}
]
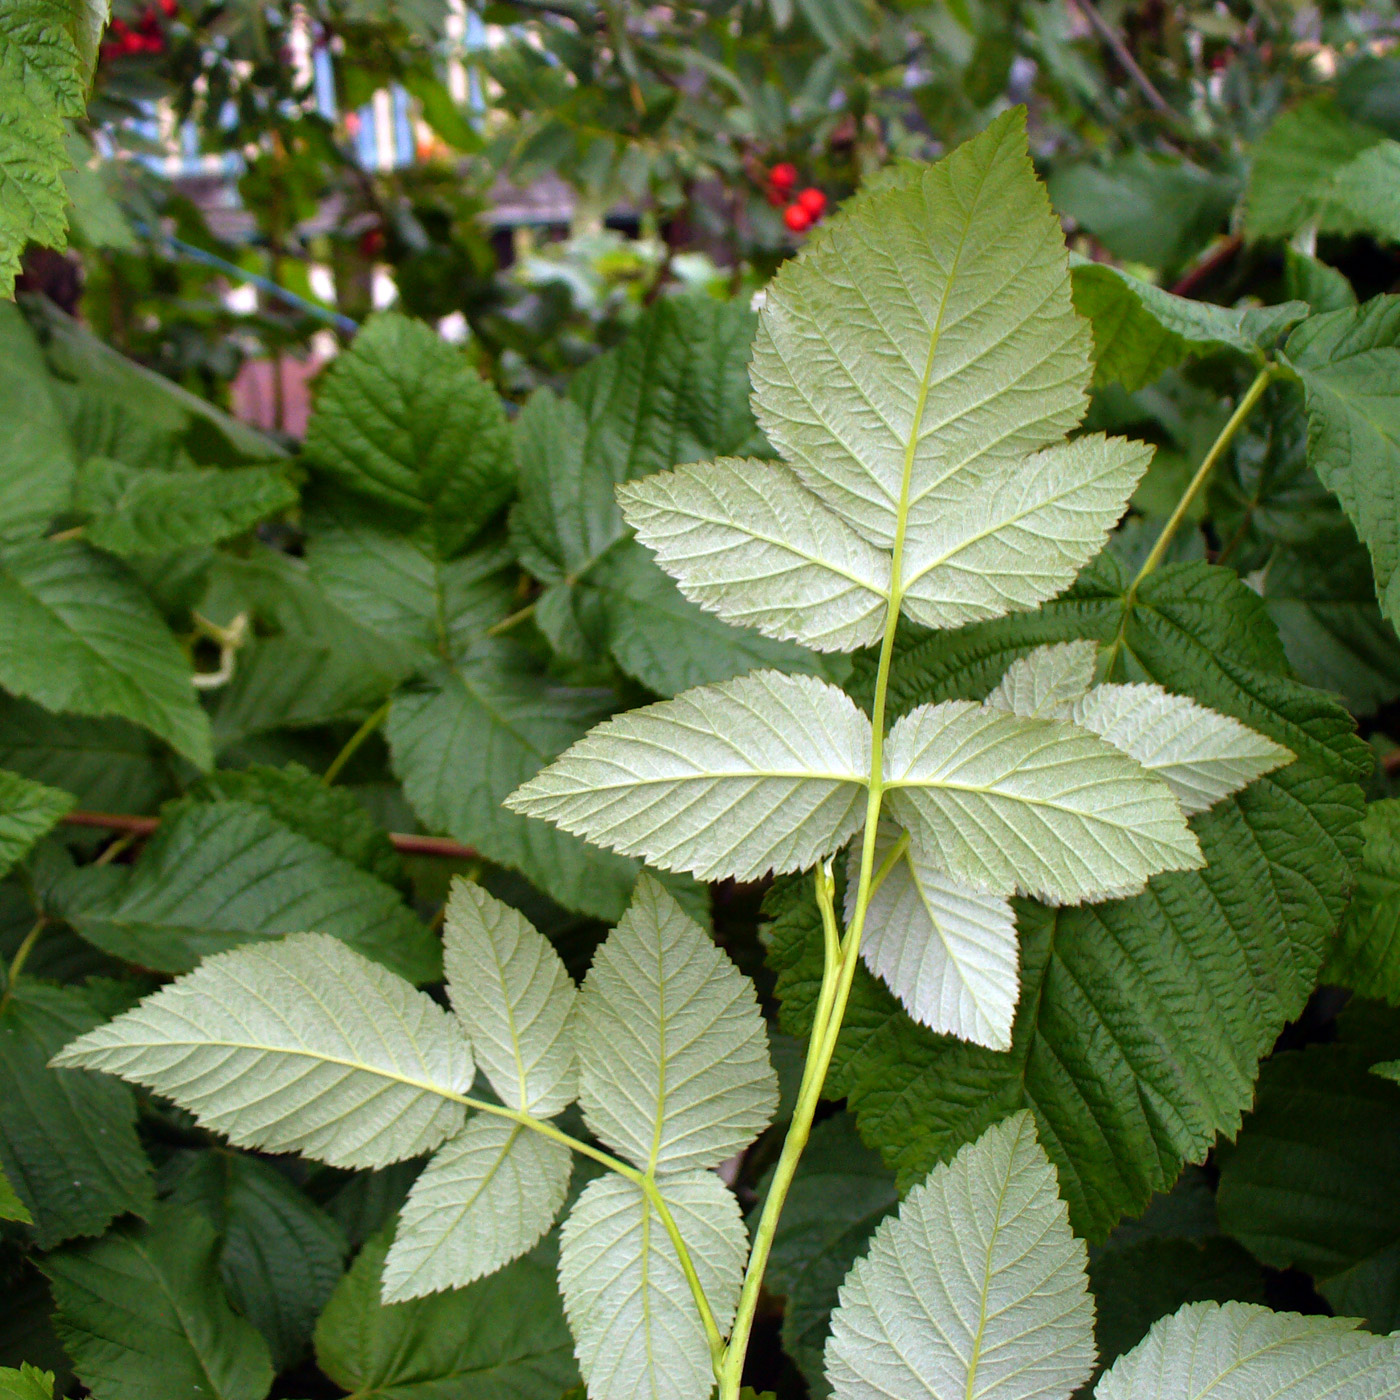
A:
[{"left": 0, "top": 768, "right": 73, "bottom": 879}]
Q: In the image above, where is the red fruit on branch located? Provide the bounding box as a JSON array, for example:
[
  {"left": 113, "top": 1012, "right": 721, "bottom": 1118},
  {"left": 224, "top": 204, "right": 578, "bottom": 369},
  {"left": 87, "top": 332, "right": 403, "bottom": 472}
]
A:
[
  {"left": 783, "top": 203, "right": 812, "bottom": 233},
  {"left": 119, "top": 31, "right": 143, "bottom": 53},
  {"left": 142, "top": 31, "right": 164, "bottom": 51},
  {"left": 109, "top": 17, "right": 130, "bottom": 34},
  {"left": 768, "top": 161, "right": 797, "bottom": 191},
  {"left": 765, "top": 187, "right": 786, "bottom": 207},
  {"left": 159, "top": 0, "right": 178, "bottom": 14},
  {"left": 796, "top": 187, "right": 826, "bottom": 218}
]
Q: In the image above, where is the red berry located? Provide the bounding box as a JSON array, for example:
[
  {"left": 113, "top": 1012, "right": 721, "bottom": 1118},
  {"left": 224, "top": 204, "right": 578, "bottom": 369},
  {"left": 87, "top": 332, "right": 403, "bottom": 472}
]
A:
[
  {"left": 796, "top": 187, "right": 826, "bottom": 218},
  {"left": 768, "top": 162, "right": 797, "bottom": 191},
  {"left": 120, "top": 31, "right": 143, "bottom": 53},
  {"left": 783, "top": 203, "right": 812, "bottom": 233},
  {"left": 159, "top": 0, "right": 178, "bottom": 14},
  {"left": 765, "top": 187, "right": 786, "bottom": 207},
  {"left": 143, "top": 31, "right": 164, "bottom": 51},
  {"left": 140, "top": 5, "right": 158, "bottom": 27},
  {"left": 359, "top": 227, "right": 385, "bottom": 258},
  {"left": 110, "top": 17, "right": 129, "bottom": 34}
]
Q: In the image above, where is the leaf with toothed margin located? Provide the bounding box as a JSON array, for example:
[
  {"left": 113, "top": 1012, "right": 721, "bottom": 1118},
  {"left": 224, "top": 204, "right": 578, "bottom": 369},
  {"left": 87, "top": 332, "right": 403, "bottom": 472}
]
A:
[
  {"left": 985, "top": 639, "right": 1097, "bottom": 719},
  {"left": 51, "top": 934, "right": 473, "bottom": 1170}
]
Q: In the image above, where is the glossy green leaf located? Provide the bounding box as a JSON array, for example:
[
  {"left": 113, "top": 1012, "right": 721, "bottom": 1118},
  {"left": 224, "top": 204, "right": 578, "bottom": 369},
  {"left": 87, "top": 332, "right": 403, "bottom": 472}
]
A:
[
  {"left": 0, "top": 982, "right": 152, "bottom": 1248},
  {"left": 54, "top": 934, "right": 473, "bottom": 1170},
  {"left": 42, "top": 1202, "right": 274, "bottom": 1400},
  {"left": 574, "top": 874, "right": 777, "bottom": 1173},
  {"left": 825, "top": 1112, "right": 1094, "bottom": 1400},
  {"left": 58, "top": 798, "right": 439, "bottom": 983},
  {"left": 0, "top": 539, "right": 211, "bottom": 768},
  {"left": 314, "top": 1228, "right": 578, "bottom": 1400}
]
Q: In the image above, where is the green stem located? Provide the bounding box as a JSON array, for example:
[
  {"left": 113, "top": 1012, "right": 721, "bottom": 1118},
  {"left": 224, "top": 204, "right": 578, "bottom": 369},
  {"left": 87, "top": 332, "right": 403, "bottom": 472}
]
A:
[
  {"left": 486, "top": 600, "right": 537, "bottom": 638},
  {"left": 323, "top": 700, "right": 391, "bottom": 786},
  {"left": 1099, "top": 364, "right": 1275, "bottom": 680},
  {"left": 1, "top": 918, "right": 46, "bottom": 1015}
]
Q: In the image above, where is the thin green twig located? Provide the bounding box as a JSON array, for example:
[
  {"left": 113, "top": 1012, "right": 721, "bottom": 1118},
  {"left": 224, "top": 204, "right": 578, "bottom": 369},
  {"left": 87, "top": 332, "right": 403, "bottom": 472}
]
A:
[{"left": 323, "top": 700, "right": 391, "bottom": 786}]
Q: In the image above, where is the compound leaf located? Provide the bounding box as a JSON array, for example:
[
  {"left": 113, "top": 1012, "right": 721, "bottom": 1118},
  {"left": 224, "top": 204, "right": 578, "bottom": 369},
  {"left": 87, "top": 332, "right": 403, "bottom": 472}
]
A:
[
  {"left": 506, "top": 670, "right": 871, "bottom": 884},
  {"left": 1095, "top": 1301, "right": 1400, "bottom": 1400},
  {"left": 42, "top": 1202, "right": 274, "bottom": 1400},
  {"left": 985, "top": 638, "right": 1096, "bottom": 719},
  {"left": 441, "top": 878, "right": 576, "bottom": 1116},
  {"left": 751, "top": 109, "right": 1091, "bottom": 551},
  {"left": 883, "top": 699, "right": 1202, "bottom": 904},
  {"left": 558, "top": 1171, "right": 746, "bottom": 1400},
  {"left": 0, "top": 539, "right": 211, "bottom": 768},
  {"left": 382, "top": 1115, "right": 571, "bottom": 1302},
  {"left": 303, "top": 312, "right": 514, "bottom": 556},
  {"left": 574, "top": 874, "right": 777, "bottom": 1173},
  {"left": 1328, "top": 800, "right": 1400, "bottom": 1003},
  {"left": 0, "top": 769, "right": 73, "bottom": 879},
  {"left": 315, "top": 1227, "right": 577, "bottom": 1400},
  {"left": 825, "top": 1112, "right": 1094, "bottom": 1400},
  {"left": 846, "top": 820, "right": 1018, "bottom": 1050},
  {"left": 57, "top": 798, "right": 439, "bottom": 984},
  {"left": 53, "top": 934, "right": 473, "bottom": 1170}
]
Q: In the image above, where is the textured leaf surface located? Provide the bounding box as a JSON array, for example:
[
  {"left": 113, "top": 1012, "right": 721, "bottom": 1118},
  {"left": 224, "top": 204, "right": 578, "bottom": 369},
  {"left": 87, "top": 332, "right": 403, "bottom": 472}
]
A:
[
  {"left": 1069, "top": 683, "right": 1293, "bottom": 815},
  {"left": 0, "top": 1364, "right": 52, "bottom": 1400},
  {"left": 1217, "top": 1021, "right": 1400, "bottom": 1332},
  {"left": 1286, "top": 297, "right": 1400, "bottom": 630},
  {"left": 1071, "top": 261, "right": 1305, "bottom": 390},
  {"left": 0, "top": 302, "right": 75, "bottom": 540},
  {"left": 0, "top": 540, "right": 210, "bottom": 767},
  {"left": 884, "top": 699, "right": 1202, "bottom": 904},
  {"left": 762, "top": 1114, "right": 897, "bottom": 1398},
  {"left": 303, "top": 312, "right": 514, "bottom": 555},
  {"left": 575, "top": 875, "right": 776, "bottom": 1172},
  {"left": 1095, "top": 1301, "right": 1400, "bottom": 1400},
  {"left": 985, "top": 639, "right": 1096, "bottom": 719},
  {"left": 42, "top": 1203, "right": 274, "bottom": 1400},
  {"left": 53, "top": 934, "right": 473, "bottom": 1169},
  {"left": 387, "top": 641, "right": 645, "bottom": 920},
  {"left": 0, "top": 769, "right": 73, "bottom": 879},
  {"left": 74, "top": 457, "right": 296, "bottom": 557},
  {"left": 0, "top": 982, "right": 152, "bottom": 1248},
  {"left": 0, "top": 0, "right": 89, "bottom": 294},
  {"left": 315, "top": 1229, "right": 578, "bottom": 1400},
  {"left": 59, "top": 799, "right": 438, "bottom": 983},
  {"left": 777, "top": 555, "right": 1367, "bottom": 1237},
  {"left": 442, "top": 879, "right": 576, "bottom": 1116},
  {"left": 847, "top": 820, "right": 1018, "bottom": 1050},
  {"left": 620, "top": 458, "right": 890, "bottom": 653},
  {"left": 382, "top": 1115, "right": 571, "bottom": 1301},
  {"left": 165, "top": 1149, "right": 348, "bottom": 1371},
  {"left": 750, "top": 109, "right": 1091, "bottom": 549},
  {"left": 825, "top": 1112, "right": 1094, "bottom": 1400},
  {"left": 507, "top": 670, "right": 870, "bottom": 883},
  {"left": 558, "top": 1171, "right": 746, "bottom": 1400},
  {"left": 1329, "top": 801, "right": 1400, "bottom": 1003}
]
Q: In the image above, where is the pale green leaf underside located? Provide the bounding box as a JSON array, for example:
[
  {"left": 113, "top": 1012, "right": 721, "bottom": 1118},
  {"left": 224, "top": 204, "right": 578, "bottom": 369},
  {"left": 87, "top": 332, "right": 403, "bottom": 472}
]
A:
[
  {"left": 884, "top": 699, "right": 1202, "bottom": 904},
  {"left": 750, "top": 109, "right": 1091, "bottom": 550},
  {"left": 988, "top": 643, "right": 1293, "bottom": 816},
  {"left": 506, "top": 670, "right": 872, "bottom": 883},
  {"left": 619, "top": 458, "right": 890, "bottom": 654},
  {"left": 986, "top": 639, "right": 1097, "bottom": 719},
  {"left": 558, "top": 1171, "right": 747, "bottom": 1400},
  {"left": 1094, "top": 1301, "right": 1400, "bottom": 1399},
  {"left": 1069, "top": 683, "right": 1293, "bottom": 816},
  {"left": 851, "top": 829, "right": 1018, "bottom": 1050},
  {"left": 847, "top": 821, "right": 1018, "bottom": 1051},
  {"left": 443, "top": 878, "right": 577, "bottom": 1117},
  {"left": 52, "top": 934, "right": 473, "bottom": 1169},
  {"left": 575, "top": 874, "right": 778, "bottom": 1173},
  {"left": 381, "top": 1115, "right": 571, "bottom": 1302},
  {"left": 825, "top": 1111, "right": 1094, "bottom": 1400}
]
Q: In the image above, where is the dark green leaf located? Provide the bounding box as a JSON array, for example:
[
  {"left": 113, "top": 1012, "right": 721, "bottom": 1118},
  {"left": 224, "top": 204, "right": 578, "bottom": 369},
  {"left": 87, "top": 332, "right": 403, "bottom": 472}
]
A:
[
  {"left": 304, "top": 312, "right": 514, "bottom": 556},
  {"left": 42, "top": 1203, "right": 274, "bottom": 1400},
  {"left": 0, "top": 540, "right": 211, "bottom": 769},
  {"left": 313, "top": 1229, "right": 578, "bottom": 1399},
  {"left": 1283, "top": 248, "right": 1358, "bottom": 314},
  {"left": 1327, "top": 799, "right": 1400, "bottom": 1002},
  {"left": 0, "top": 771, "right": 73, "bottom": 880},
  {"left": 0, "top": 982, "right": 152, "bottom": 1248},
  {"left": 58, "top": 799, "right": 439, "bottom": 983},
  {"left": 74, "top": 457, "right": 296, "bottom": 558},
  {"left": 782, "top": 556, "right": 1367, "bottom": 1239},
  {"left": 1217, "top": 1004, "right": 1400, "bottom": 1332},
  {"left": 0, "top": 303, "right": 74, "bottom": 542},
  {"left": 189, "top": 762, "right": 403, "bottom": 887},
  {"left": 165, "top": 1151, "right": 348, "bottom": 1371}
]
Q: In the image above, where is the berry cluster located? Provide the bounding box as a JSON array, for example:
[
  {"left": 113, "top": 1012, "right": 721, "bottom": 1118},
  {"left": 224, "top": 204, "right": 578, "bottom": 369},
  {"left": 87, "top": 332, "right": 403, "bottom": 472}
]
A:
[
  {"left": 766, "top": 163, "right": 827, "bottom": 234},
  {"left": 100, "top": 1, "right": 177, "bottom": 62}
]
